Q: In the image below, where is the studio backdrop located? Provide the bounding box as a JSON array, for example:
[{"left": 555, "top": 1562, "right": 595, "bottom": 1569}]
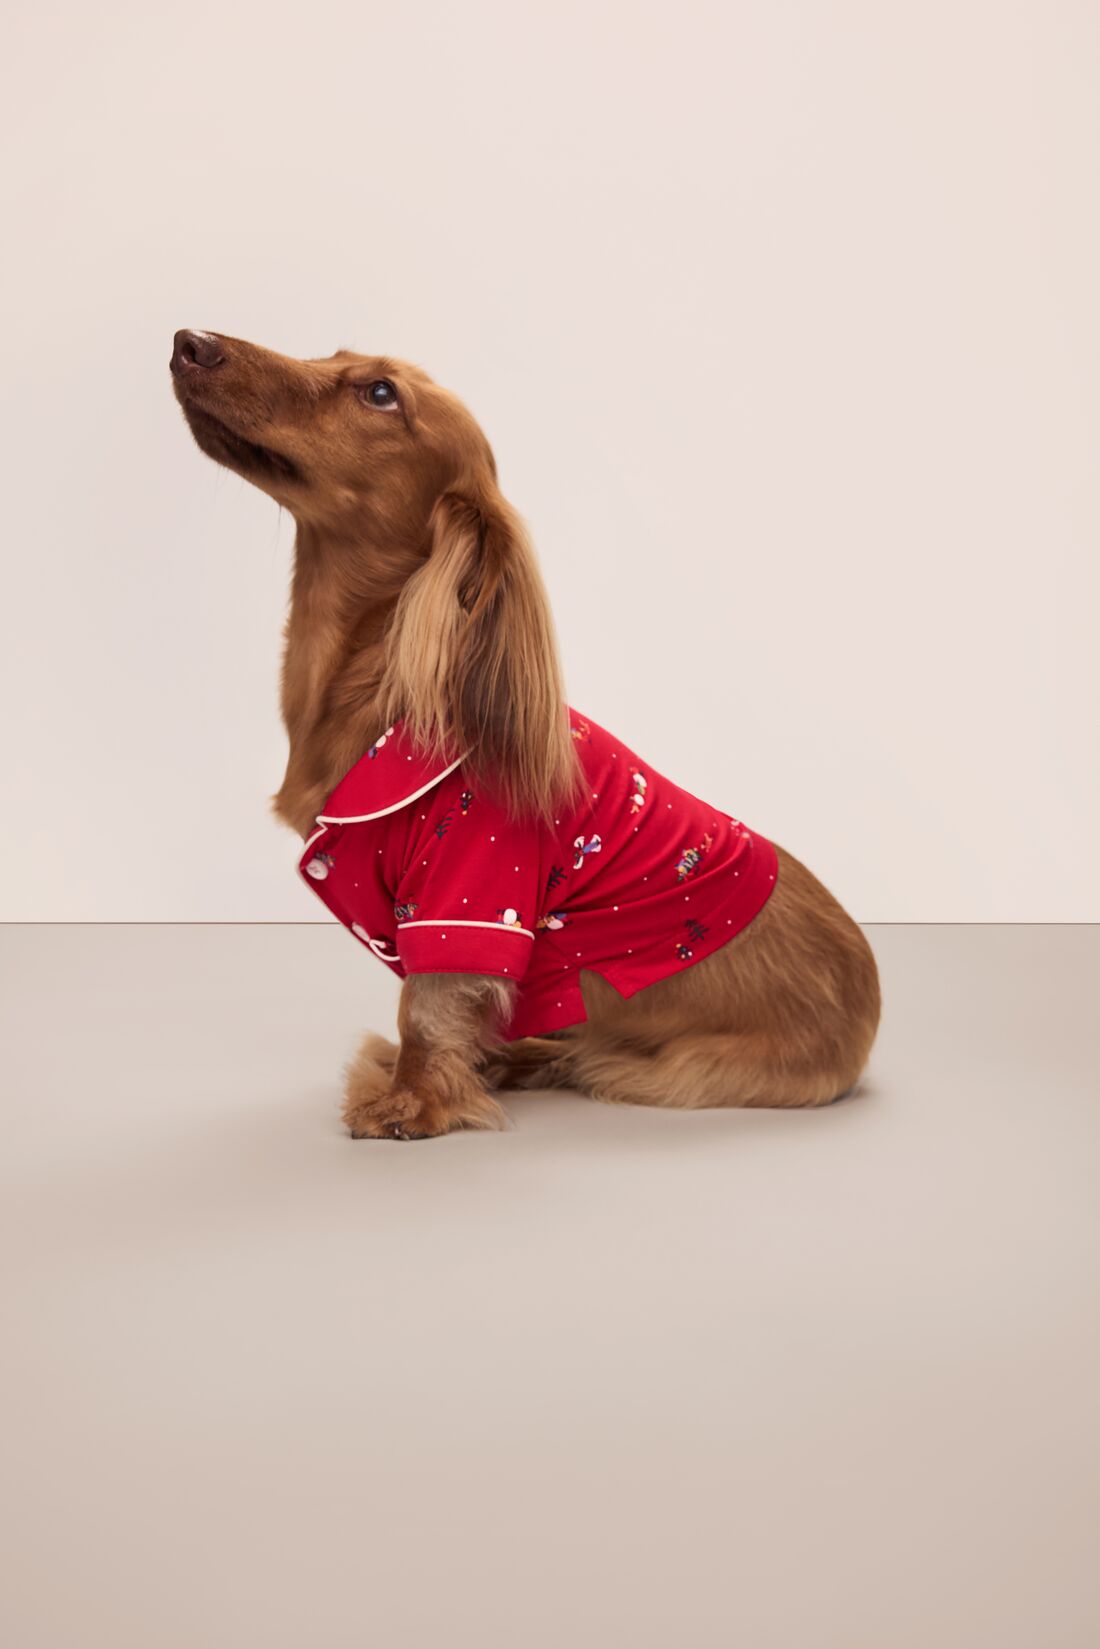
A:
[{"left": 2, "top": 0, "right": 1096, "bottom": 923}]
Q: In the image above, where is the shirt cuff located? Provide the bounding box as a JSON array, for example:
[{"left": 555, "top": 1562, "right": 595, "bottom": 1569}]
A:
[{"left": 396, "top": 919, "right": 535, "bottom": 980}]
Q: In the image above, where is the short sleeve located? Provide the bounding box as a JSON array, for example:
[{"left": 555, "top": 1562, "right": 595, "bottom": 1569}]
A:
[{"left": 391, "top": 794, "right": 545, "bottom": 982}]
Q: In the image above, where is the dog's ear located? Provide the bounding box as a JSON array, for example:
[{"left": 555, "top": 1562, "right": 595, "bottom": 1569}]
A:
[{"left": 381, "top": 486, "right": 579, "bottom": 818}]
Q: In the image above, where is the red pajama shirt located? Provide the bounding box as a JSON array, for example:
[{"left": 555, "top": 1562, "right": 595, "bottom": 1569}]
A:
[{"left": 298, "top": 711, "right": 778, "bottom": 1040}]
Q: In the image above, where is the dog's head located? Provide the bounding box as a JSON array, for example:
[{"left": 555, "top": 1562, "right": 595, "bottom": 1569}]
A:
[
  {"left": 171, "top": 329, "right": 577, "bottom": 815},
  {"left": 170, "top": 329, "right": 495, "bottom": 532}
]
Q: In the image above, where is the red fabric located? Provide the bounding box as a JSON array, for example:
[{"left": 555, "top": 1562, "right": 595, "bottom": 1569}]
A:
[{"left": 298, "top": 711, "right": 778, "bottom": 1040}]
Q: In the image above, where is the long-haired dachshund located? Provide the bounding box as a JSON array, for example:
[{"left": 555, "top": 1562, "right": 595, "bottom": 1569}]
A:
[{"left": 171, "top": 329, "right": 880, "bottom": 1139}]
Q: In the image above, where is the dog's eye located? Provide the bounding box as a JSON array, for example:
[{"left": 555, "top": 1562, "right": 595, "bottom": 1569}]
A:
[{"left": 359, "top": 379, "right": 398, "bottom": 410}]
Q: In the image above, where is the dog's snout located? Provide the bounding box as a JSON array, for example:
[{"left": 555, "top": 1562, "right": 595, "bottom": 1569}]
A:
[{"left": 171, "top": 328, "right": 226, "bottom": 377}]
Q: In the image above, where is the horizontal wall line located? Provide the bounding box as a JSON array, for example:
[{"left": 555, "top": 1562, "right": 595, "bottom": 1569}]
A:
[{"left": 1, "top": 921, "right": 1098, "bottom": 929}]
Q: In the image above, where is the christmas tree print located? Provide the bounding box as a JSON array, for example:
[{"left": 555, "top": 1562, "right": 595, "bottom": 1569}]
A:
[{"left": 676, "top": 918, "right": 710, "bottom": 959}]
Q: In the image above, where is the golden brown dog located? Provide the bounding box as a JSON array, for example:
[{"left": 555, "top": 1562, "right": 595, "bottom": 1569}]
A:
[{"left": 171, "top": 329, "right": 880, "bottom": 1138}]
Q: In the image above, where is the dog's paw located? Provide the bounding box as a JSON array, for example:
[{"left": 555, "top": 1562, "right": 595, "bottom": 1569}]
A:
[
  {"left": 343, "top": 1032, "right": 510, "bottom": 1140},
  {"left": 343, "top": 1086, "right": 434, "bottom": 1140},
  {"left": 342, "top": 1082, "right": 510, "bottom": 1141}
]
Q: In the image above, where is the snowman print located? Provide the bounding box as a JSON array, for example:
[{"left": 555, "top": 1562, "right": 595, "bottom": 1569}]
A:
[
  {"left": 368, "top": 726, "right": 395, "bottom": 759},
  {"left": 629, "top": 771, "right": 648, "bottom": 815},
  {"left": 305, "top": 852, "right": 335, "bottom": 880}
]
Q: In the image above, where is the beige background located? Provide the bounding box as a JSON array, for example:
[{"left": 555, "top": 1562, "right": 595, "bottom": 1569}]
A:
[
  {"left": 1, "top": 0, "right": 1098, "bottom": 920},
  {"left": 3, "top": 12, "right": 1099, "bottom": 1644}
]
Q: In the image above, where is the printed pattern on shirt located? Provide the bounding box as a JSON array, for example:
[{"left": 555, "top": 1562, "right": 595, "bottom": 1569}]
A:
[{"left": 298, "top": 708, "right": 778, "bottom": 1038}]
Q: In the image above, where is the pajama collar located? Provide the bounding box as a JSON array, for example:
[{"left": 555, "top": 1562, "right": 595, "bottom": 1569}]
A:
[{"left": 314, "top": 723, "right": 463, "bottom": 825}]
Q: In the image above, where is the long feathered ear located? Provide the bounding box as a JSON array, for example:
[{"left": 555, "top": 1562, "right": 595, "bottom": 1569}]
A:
[{"left": 380, "top": 486, "right": 580, "bottom": 818}]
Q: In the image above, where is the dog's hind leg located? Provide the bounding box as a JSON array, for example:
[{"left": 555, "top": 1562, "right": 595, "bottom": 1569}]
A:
[
  {"left": 480, "top": 1036, "right": 573, "bottom": 1089},
  {"left": 563, "top": 1029, "right": 853, "bottom": 1111},
  {"left": 348, "top": 1032, "right": 399, "bottom": 1081}
]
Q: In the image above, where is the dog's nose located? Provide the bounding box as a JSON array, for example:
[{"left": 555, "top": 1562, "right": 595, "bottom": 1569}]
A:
[{"left": 171, "top": 329, "right": 226, "bottom": 376}]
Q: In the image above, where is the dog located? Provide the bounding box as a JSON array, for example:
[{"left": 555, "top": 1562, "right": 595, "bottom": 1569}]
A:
[{"left": 171, "top": 329, "right": 880, "bottom": 1139}]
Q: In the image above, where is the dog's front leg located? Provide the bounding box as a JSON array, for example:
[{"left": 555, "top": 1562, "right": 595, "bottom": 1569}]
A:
[{"left": 343, "top": 974, "right": 512, "bottom": 1140}]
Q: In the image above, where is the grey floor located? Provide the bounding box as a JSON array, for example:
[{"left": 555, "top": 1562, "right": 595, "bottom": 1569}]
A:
[{"left": 1, "top": 924, "right": 1098, "bottom": 1649}]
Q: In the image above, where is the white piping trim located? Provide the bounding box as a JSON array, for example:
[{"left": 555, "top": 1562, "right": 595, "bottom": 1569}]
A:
[
  {"left": 366, "top": 937, "right": 400, "bottom": 962},
  {"left": 349, "top": 922, "right": 401, "bottom": 966},
  {"left": 315, "top": 756, "right": 466, "bottom": 825},
  {"left": 397, "top": 918, "right": 535, "bottom": 940}
]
